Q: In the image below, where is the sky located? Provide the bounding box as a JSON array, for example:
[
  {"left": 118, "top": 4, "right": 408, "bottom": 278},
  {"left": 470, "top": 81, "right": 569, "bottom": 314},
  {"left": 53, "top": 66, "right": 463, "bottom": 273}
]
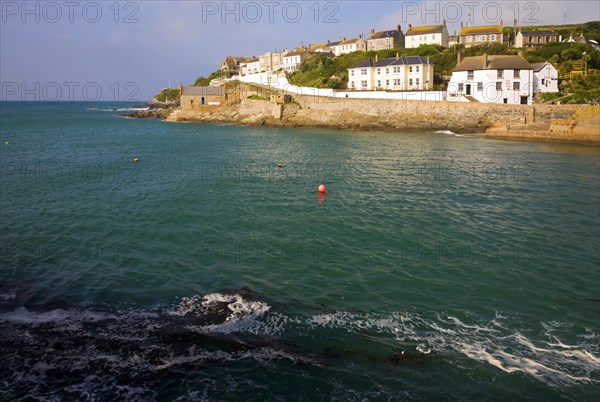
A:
[{"left": 1, "top": 0, "right": 599, "bottom": 101}]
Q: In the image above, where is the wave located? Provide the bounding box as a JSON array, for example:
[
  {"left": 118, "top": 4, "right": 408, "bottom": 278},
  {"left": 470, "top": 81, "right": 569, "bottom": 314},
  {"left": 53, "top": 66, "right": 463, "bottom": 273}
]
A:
[
  {"left": 435, "top": 130, "right": 465, "bottom": 137},
  {"left": 1, "top": 287, "right": 597, "bottom": 400}
]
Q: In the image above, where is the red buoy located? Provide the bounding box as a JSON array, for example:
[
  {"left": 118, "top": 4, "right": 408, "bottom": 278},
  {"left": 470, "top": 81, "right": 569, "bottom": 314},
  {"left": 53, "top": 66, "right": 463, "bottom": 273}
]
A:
[{"left": 318, "top": 184, "right": 326, "bottom": 193}]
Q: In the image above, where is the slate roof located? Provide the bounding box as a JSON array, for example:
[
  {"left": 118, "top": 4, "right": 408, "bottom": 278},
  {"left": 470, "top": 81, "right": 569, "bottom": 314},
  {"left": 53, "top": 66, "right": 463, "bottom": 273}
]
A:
[
  {"left": 519, "top": 30, "right": 556, "bottom": 36},
  {"left": 349, "top": 56, "right": 432, "bottom": 69},
  {"left": 453, "top": 55, "right": 532, "bottom": 72},
  {"left": 182, "top": 86, "right": 225, "bottom": 96},
  {"left": 530, "top": 62, "right": 554, "bottom": 72},
  {"left": 369, "top": 30, "right": 401, "bottom": 40}
]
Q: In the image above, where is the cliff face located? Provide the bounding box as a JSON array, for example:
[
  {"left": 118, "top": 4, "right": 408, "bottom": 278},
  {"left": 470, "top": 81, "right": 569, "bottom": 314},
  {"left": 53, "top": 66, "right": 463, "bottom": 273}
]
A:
[{"left": 163, "top": 86, "right": 600, "bottom": 143}]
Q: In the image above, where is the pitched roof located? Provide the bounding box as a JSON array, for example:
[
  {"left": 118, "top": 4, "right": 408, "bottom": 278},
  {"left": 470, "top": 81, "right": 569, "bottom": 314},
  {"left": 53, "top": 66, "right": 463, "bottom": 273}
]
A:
[
  {"left": 182, "top": 86, "right": 225, "bottom": 96},
  {"left": 453, "top": 55, "right": 532, "bottom": 72},
  {"left": 519, "top": 30, "right": 556, "bottom": 36},
  {"left": 530, "top": 61, "right": 555, "bottom": 72},
  {"left": 369, "top": 29, "right": 401, "bottom": 40},
  {"left": 349, "top": 56, "right": 432, "bottom": 69},
  {"left": 340, "top": 37, "right": 361, "bottom": 45},
  {"left": 459, "top": 25, "right": 503, "bottom": 35},
  {"left": 284, "top": 50, "right": 306, "bottom": 57},
  {"left": 349, "top": 59, "right": 375, "bottom": 69},
  {"left": 406, "top": 25, "right": 445, "bottom": 36}
]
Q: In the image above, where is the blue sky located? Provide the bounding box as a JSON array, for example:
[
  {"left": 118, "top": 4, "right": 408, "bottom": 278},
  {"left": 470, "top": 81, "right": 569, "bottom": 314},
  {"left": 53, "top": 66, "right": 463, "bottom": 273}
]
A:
[{"left": 1, "top": 0, "right": 598, "bottom": 101}]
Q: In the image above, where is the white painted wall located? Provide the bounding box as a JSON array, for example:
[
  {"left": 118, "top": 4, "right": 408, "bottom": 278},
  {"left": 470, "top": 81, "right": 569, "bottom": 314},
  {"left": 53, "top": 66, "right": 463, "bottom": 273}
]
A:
[
  {"left": 447, "top": 69, "right": 534, "bottom": 104},
  {"left": 533, "top": 64, "right": 559, "bottom": 93},
  {"left": 240, "top": 73, "right": 447, "bottom": 101}
]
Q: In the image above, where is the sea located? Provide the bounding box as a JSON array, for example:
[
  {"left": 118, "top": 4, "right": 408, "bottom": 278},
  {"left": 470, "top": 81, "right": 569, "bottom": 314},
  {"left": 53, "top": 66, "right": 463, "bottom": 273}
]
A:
[{"left": 0, "top": 102, "right": 598, "bottom": 401}]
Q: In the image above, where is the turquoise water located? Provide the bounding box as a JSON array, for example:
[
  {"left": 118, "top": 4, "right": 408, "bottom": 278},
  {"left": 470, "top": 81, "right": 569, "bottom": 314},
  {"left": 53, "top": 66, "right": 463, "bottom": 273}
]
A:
[{"left": 0, "top": 102, "right": 599, "bottom": 401}]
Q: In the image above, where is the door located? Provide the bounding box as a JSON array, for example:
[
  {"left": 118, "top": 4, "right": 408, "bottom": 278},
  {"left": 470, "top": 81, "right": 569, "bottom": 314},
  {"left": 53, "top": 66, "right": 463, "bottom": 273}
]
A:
[
  {"left": 466, "top": 85, "right": 471, "bottom": 96},
  {"left": 520, "top": 96, "right": 528, "bottom": 105},
  {"left": 201, "top": 97, "right": 205, "bottom": 105}
]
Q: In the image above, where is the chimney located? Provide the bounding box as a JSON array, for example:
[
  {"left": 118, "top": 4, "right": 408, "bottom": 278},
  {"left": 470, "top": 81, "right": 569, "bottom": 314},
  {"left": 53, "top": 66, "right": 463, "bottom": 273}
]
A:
[
  {"left": 375, "top": 54, "right": 379, "bottom": 62},
  {"left": 409, "top": 24, "right": 412, "bottom": 29},
  {"left": 443, "top": 19, "right": 446, "bottom": 27},
  {"left": 457, "top": 52, "right": 463, "bottom": 64},
  {"left": 482, "top": 53, "right": 487, "bottom": 69},
  {"left": 559, "top": 34, "right": 562, "bottom": 42},
  {"left": 397, "top": 24, "right": 401, "bottom": 32},
  {"left": 359, "top": 34, "right": 362, "bottom": 39},
  {"left": 396, "top": 51, "right": 399, "bottom": 59},
  {"left": 460, "top": 22, "right": 464, "bottom": 29},
  {"left": 327, "top": 40, "right": 330, "bottom": 44},
  {"left": 371, "top": 28, "right": 375, "bottom": 35},
  {"left": 500, "top": 19, "right": 503, "bottom": 27},
  {"left": 427, "top": 56, "right": 430, "bottom": 64}
]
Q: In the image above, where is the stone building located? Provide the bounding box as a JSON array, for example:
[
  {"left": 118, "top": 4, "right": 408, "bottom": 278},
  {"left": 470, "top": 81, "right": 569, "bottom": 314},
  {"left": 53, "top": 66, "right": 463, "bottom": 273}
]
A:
[
  {"left": 180, "top": 86, "right": 226, "bottom": 111},
  {"left": 367, "top": 25, "right": 405, "bottom": 51},
  {"left": 459, "top": 22, "right": 503, "bottom": 47},
  {"left": 515, "top": 30, "right": 558, "bottom": 48}
]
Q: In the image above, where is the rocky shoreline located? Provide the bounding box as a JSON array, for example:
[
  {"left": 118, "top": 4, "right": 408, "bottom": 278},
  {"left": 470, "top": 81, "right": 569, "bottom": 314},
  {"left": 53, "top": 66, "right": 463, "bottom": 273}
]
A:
[
  {"left": 123, "top": 90, "right": 600, "bottom": 144},
  {"left": 120, "top": 101, "right": 178, "bottom": 119}
]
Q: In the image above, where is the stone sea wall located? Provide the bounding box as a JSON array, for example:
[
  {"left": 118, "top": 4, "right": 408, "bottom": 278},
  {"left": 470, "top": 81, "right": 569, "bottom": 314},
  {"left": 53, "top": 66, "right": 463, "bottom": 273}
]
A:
[{"left": 164, "top": 87, "right": 600, "bottom": 144}]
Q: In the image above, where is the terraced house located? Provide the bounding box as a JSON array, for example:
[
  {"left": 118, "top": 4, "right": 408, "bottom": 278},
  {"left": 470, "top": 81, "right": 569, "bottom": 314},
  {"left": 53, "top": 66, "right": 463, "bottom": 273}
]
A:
[
  {"left": 459, "top": 22, "right": 504, "bottom": 47},
  {"left": 347, "top": 54, "right": 434, "bottom": 91},
  {"left": 367, "top": 25, "right": 405, "bottom": 50},
  {"left": 515, "top": 29, "right": 558, "bottom": 48},
  {"left": 332, "top": 35, "right": 366, "bottom": 55},
  {"left": 405, "top": 22, "right": 449, "bottom": 48}
]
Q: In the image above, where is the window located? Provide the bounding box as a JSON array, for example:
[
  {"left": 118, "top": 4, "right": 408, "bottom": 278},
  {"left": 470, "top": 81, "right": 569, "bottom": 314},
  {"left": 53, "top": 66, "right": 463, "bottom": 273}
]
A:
[
  {"left": 361, "top": 80, "right": 368, "bottom": 88},
  {"left": 409, "top": 66, "right": 413, "bottom": 73},
  {"left": 377, "top": 68, "right": 381, "bottom": 75},
  {"left": 416, "top": 78, "right": 420, "bottom": 86},
  {"left": 394, "top": 79, "right": 401, "bottom": 86},
  {"left": 542, "top": 79, "right": 546, "bottom": 85},
  {"left": 467, "top": 70, "right": 474, "bottom": 80},
  {"left": 416, "top": 66, "right": 420, "bottom": 73},
  {"left": 351, "top": 81, "right": 355, "bottom": 88},
  {"left": 490, "top": 34, "right": 496, "bottom": 41},
  {"left": 477, "top": 82, "right": 483, "bottom": 91},
  {"left": 393, "top": 66, "right": 401, "bottom": 74},
  {"left": 409, "top": 78, "right": 414, "bottom": 86},
  {"left": 458, "top": 83, "right": 464, "bottom": 91},
  {"left": 467, "top": 36, "right": 473, "bottom": 42},
  {"left": 361, "top": 69, "right": 368, "bottom": 75},
  {"left": 377, "top": 80, "right": 381, "bottom": 87},
  {"left": 351, "top": 70, "right": 354, "bottom": 76},
  {"left": 514, "top": 69, "right": 520, "bottom": 78},
  {"left": 513, "top": 82, "right": 520, "bottom": 91},
  {"left": 386, "top": 80, "right": 390, "bottom": 86},
  {"left": 496, "top": 82, "right": 502, "bottom": 90},
  {"left": 386, "top": 68, "right": 389, "bottom": 74},
  {"left": 497, "top": 69, "right": 504, "bottom": 79}
]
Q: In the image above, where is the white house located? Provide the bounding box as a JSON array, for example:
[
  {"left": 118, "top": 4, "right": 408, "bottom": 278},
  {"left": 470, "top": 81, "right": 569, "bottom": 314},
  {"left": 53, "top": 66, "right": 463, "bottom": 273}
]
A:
[
  {"left": 348, "top": 55, "right": 434, "bottom": 91},
  {"left": 531, "top": 62, "right": 559, "bottom": 93},
  {"left": 332, "top": 36, "right": 366, "bottom": 56},
  {"left": 282, "top": 50, "right": 309, "bottom": 73},
  {"left": 405, "top": 21, "right": 449, "bottom": 48},
  {"left": 447, "top": 54, "right": 534, "bottom": 104},
  {"left": 239, "top": 58, "right": 260, "bottom": 75}
]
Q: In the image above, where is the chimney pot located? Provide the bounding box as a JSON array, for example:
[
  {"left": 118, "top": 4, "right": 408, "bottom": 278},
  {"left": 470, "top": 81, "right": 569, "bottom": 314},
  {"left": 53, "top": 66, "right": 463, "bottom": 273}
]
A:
[
  {"left": 397, "top": 24, "right": 401, "bottom": 31},
  {"left": 457, "top": 52, "right": 463, "bottom": 64},
  {"left": 371, "top": 28, "right": 375, "bottom": 34},
  {"left": 396, "top": 51, "right": 399, "bottom": 59},
  {"left": 375, "top": 54, "right": 378, "bottom": 62},
  {"left": 409, "top": 24, "right": 412, "bottom": 29}
]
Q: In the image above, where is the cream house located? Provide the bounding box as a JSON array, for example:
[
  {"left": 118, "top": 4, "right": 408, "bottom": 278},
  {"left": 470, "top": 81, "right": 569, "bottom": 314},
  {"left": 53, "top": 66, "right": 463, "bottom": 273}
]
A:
[
  {"left": 459, "top": 22, "right": 503, "bottom": 47},
  {"left": 348, "top": 54, "right": 434, "bottom": 91},
  {"left": 447, "top": 53, "right": 534, "bottom": 104},
  {"left": 405, "top": 22, "right": 449, "bottom": 48},
  {"left": 332, "top": 36, "right": 366, "bottom": 56}
]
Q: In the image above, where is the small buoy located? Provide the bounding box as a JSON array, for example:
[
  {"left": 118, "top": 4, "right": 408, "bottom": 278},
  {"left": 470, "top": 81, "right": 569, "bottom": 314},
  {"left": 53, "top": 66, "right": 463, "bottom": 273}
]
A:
[
  {"left": 277, "top": 163, "right": 283, "bottom": 168},
  {"left": 318, "top": 184, "right": 327, "bottom": 193},
  {"left": 133, "top": 157, "right": 139, "bottom": 163}
]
